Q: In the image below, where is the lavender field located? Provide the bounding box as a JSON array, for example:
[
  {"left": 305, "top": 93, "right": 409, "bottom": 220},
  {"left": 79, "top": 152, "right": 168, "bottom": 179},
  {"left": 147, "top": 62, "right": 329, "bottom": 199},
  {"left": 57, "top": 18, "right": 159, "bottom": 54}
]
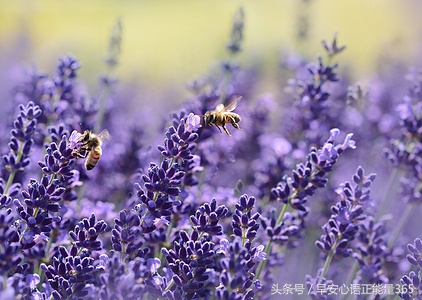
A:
[{"left": 1, "top": 3, "right": 422, "bottom": 300}]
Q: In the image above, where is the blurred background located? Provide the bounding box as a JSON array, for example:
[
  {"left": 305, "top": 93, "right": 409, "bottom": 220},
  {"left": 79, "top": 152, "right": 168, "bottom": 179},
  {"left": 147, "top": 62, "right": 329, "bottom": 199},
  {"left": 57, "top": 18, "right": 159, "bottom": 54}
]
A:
[
  {"left": 1, "top": 0, "right": 421, "bottom": 110},
  {"left": 1, "top": 1, "right": 422, "bottom": 295}
]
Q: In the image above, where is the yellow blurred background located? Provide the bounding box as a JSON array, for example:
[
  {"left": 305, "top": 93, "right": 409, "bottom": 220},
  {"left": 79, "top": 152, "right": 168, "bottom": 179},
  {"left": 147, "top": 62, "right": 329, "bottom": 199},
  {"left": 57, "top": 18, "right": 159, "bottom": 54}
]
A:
[{"left": 0, "top": 0, "right": 421, "bottom": 100}]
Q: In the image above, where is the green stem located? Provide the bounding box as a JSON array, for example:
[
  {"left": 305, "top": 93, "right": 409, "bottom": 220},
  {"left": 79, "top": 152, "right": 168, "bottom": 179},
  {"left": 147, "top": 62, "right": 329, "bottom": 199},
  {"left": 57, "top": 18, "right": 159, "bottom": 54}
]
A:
[
  {"left": 94, "top": 83, "right": 111, "bottom": 134},
  {"left": 77, "top": 247, "right": 84, "bottom": 256},
  {"left": 36, "top": 264, "right": 44, "bottom": 291},
  {"left": 121, "top": 243, "right": 127, "bottom": 261},
  {"left": 219, "top": 49, "right": 237, "bottom": 102},
  {"left": 317, "top": 239, "right": 338, "bottom": 285},
  {"left": 375, "top": 167, "right": 400, "bottom": 220},
  {"left": 388, "top": 202, "right": 415, "bottom": 249},
  {"left": 49, "top": 174, "right": 56, "bottom": 185},
  {"left": 255, "top": 238, "right": 272, "bottom": 281},
  {"left": 241, "top": 225, "right": 247, "bottom": 247},
  {"left": 4, "top": 120, "right": 28, "bottom": 195},
  {"left": 2, "top": 274, "right": 7, "bottom": 290},
  {"left": 168, "top": 157, "right": 175, "bottom": 169},
  {"left": 19, "top": 206, "right": 40, "bottom": 244},
  {"left": 164, "top": 278, "right": 174, "bottom": 291},
  {"left": 276, "top": 202, "right": 289, "bottom": 224},
  {"left": 157, "top": 218, "right": 175, "bottom": 266},
  {"left": 4, "top": 170, "right": 17, "bottom": 196},
  {"left": 76, "top": 184, "right": 87, "bottom": 206},
  {"left": 36, "top": 225, "right": 57, "bottom": 290},
  {"left": 221, "top": 70, "right": 233, "bottom": 102},
  {"left": 255, "top": 203, "right": 288, "bottom": 280},
  {"left": 342, "top": 261, "right": 359, "bottom": 300}
]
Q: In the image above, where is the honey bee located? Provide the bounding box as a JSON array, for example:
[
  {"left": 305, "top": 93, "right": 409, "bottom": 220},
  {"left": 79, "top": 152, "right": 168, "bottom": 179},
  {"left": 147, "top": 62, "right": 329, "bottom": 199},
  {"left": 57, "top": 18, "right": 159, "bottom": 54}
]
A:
[
  {"left": 204, "top": 96, "right": 242, "bottom": 136},
  {"left": 72, "top": 129, "right": 110, "bottom": 170}
]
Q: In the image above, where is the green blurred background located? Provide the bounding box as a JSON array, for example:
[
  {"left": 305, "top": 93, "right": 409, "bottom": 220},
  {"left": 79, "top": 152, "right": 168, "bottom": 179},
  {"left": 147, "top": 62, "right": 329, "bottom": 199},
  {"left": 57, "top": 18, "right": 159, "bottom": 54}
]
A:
[{"left": 0, "top": 0, "right": 421, "bottom": 102}]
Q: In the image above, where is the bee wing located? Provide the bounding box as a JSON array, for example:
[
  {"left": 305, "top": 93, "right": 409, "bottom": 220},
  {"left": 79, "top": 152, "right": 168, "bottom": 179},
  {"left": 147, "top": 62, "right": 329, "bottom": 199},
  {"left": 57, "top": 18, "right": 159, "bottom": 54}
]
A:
[
  {"left": 97, "top": 129, "right": 111, "bottom": 142},
  {"left": 215, "top": 103, "right": 225, "bottom": 113},
  {"left": 223, "top": 96, "right": 242, "bottom": 112}
]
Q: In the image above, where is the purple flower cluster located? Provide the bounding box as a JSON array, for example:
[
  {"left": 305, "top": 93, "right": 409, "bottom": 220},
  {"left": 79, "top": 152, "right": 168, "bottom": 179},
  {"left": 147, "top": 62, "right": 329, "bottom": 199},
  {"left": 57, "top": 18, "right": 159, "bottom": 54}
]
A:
[
  {"left": 399, "top": 238, "right": 422, "bottom": 299},
  {"left": 2, "top": 6, "right": 422, "bottom": 300},
  {"left": 2, "top": 102, "right": 41, "bottom": 188},
  {"left": 271, "top": 129, "right": 356, "bottom": 212},
  {"left": 41, "top": 246, "right": 97, "bottom": 300}
]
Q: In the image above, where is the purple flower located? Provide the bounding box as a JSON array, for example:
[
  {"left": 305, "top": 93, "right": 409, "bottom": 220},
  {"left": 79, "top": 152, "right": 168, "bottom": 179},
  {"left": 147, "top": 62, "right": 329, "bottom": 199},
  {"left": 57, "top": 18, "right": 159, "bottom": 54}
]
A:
[
  {"left": 190, "top": 198, "right": 228, "bottom": 236},
  {"left": 310, "top": 166, "right": 376, "bottom": 294},
  {"left": 0, "top": 209, "right": 22, "bottom": 274},
  {"left": 216, "top": 239, "right": 262, "bottom": 300},
  {"left": 68, "top": 130, "right": 83, "bottom": 150},
  {"left": 322, "top": 32, "right": 346, "bottom": 58},
  {"left": 13, "top": 195, "right": 59, "bottom": 249},
  {"left": 232, "top": 195, "right": 260, "bottom": 241},
  {"left": 154, "top": 216, "right": 170, "bottom": 229},
  {"left": 97, "top": 254, "right": 163, "bottom": 299},
  {"left": 335, "top": 165, "right": 377, "bottom": 209},
  {"left": 141, "top": 160, "right": 184, "bottom": 197},
  {"left": 353, "top": 217, "right": 389, "bottom": 285},
  {"left": 305, "top": 273, "right": 333, "bottom": 300},
  {"left": 252, "top": 245, "right": 266, "bottom": 262},
  {"left": 317, "top": 143, "right": 338, "bottom": 163},
  {"left": 3, "top": 11, "right": 422, "bottom": 300},
  {"left": 327, "top": 128, "right": 340, "bottom": 142},
  {"left": 226, "top": 7, "right": 244, "bottom": 54},
  {"left": 41, "top": 246, "right": 96, "bottom": 299},
  {"left": 147, "top": 258, "right": 161, "bottom": 273},
  {"left": 26, "top": 273, "right": 40, "bottom": 290},
  {"left": 217, "top": 238, "right": 230, "bottom": 256},
  {"left": 271, "top": 128, "right": 355, "bottom": 212},
  {"left": 340, "top": 133, "right": 356, "bottom": 151},
  {"left": 56, "top": 54, "right": 80, "bottom": 80},
  {"left": 21, "top": 176, "right": 66, "bottom": 212},
  {"left": 69, "top": 213, "right": 107, "bottom": 251},
  {"left": 38, "top": 135, "right": 77, "bottom": 180},
  {"left": 2, "top": 102, "right": 41, "bottom": 178},
  {"left": 407, "top": 238, "right": 422, "bottom": 268},
  {"left": 111, "top": 209, "right": 145, "bottom": 256},
  {"left": 158, "top": 117, "right": 198, "bottom": 162},
  {"left": 161, "top": 230, "right": 214, "bottom": 298},
  {"left": 399, "top": 271, "right": 422, "bottom": 300},
  {"left": 184, "top": 113, "right": 202, "bottom": 133}
]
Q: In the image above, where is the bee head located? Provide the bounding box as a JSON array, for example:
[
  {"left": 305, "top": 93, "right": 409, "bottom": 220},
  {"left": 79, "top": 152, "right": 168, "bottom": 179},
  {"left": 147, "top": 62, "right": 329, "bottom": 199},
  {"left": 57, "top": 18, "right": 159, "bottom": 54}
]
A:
[
  {"left": 204, "top": 112, "right": 215, "bottom": 125},
  {"left": 82, "top": 130, "right": 92, "bottom": 142}
]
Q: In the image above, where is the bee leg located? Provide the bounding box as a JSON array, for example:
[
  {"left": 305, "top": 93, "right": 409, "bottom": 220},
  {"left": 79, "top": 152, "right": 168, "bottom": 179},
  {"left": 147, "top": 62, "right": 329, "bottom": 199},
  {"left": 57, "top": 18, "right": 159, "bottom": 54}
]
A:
[
  {"left": 222, "top": 124, "right": 232, "bottom": 136},
  {"left": 72, "top": 148, "right": 88, "bottom": 158},
  {"left": 231, "top": 122, "right": 241, "bottom": 130},
  {"left": 215, "top": 125, "right": 223, "bottom": 133},
  {"left": 72, "top": 151, "right": 85, "bottom": 158},
  {"left": 228, "top": 117, "right": 241, "bottom": 130}
]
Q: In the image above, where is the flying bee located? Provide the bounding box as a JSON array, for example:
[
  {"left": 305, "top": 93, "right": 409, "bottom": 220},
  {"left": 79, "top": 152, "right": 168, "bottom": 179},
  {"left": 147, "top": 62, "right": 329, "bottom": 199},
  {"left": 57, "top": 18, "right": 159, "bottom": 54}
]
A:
[
  {"left": 204, "top": 96, "right": 242, "bottom": 136},
  {"left": 72, "top": 129, "right": 110, "bottom": 170}
]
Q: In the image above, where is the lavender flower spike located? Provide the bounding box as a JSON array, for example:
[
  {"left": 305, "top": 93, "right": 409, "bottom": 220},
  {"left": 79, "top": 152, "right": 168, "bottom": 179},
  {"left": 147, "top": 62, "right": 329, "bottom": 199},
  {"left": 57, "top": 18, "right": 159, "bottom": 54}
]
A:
[
  {"left": 399, "top": 238, "right": 422, "bottom": 299},
  {"left": 322, "top": 32, "right": 346, "bottom": 58},
  {"left": 2, "top": 102, "right": 42, "bottom": 190},
  {"left": 271, "top": 128, "right": 356, "bottom": 210}
]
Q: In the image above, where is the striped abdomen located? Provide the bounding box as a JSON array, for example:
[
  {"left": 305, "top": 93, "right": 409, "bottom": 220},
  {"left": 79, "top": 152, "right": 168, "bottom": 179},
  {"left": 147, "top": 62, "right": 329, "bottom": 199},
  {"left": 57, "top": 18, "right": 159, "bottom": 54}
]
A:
[{"left": 85, "top": 146, "right": 102, "bottom": 170}]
